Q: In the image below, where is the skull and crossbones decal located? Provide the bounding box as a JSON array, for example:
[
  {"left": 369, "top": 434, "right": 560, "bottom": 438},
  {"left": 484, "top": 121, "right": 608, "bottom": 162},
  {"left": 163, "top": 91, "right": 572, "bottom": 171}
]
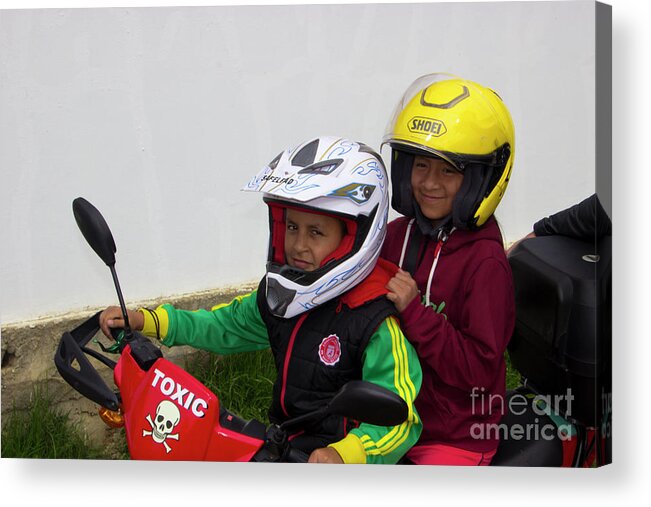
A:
[{"left": 143, "top": 400, "right": 181, "bottom": 453}]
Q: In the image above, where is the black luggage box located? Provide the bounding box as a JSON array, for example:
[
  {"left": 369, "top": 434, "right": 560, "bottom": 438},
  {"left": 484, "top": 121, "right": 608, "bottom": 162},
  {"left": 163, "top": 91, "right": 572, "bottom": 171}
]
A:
[{"left": 507, "top": 234, "right": 611, "bottom": 427}]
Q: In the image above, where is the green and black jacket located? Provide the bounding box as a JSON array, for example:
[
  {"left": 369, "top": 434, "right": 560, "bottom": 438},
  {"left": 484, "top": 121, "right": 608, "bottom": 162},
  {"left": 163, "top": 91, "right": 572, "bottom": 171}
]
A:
[{"left": 140, "top": 260, "right": 422, "bottom": 464}]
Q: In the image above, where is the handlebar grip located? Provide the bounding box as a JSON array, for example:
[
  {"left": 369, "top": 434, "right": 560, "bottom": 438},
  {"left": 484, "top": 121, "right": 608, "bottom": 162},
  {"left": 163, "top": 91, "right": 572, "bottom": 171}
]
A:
[{"left": 286, "top": 447, "right": 309, "bottom": 463}]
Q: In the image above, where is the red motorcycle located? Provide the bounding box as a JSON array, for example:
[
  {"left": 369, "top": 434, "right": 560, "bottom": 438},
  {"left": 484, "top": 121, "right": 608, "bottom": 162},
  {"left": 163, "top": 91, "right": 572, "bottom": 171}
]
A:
[
  {"left": 54, "top": 198, "right": 408, "bottom": 462},
  {"left": 56, "top": 198, "right": 611, "bottom": 466}
]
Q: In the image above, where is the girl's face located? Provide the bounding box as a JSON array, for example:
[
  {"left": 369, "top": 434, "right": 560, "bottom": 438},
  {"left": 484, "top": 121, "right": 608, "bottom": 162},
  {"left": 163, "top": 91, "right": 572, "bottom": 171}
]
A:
[
  {"left": 411, "top": 155, "right": 464, "bottom": 221},
  {"left": 284, "top": 208, "right": 345, "bottom": 272}
]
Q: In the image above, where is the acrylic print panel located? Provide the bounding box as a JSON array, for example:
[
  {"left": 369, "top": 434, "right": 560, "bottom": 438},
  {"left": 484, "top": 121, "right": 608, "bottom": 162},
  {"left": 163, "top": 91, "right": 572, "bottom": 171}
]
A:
[{"left": 0, "top": 0, "right": 610, "bottom": 477}]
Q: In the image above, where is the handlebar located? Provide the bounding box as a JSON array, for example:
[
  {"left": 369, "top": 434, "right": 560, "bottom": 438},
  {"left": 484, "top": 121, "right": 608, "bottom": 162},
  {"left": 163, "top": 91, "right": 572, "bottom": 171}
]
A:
[
  {"left": 285, "top": 447, "right": 309, "bottom": 463},
  {"left": 54, "top": 312, "right": 121, "bottom": 410}
]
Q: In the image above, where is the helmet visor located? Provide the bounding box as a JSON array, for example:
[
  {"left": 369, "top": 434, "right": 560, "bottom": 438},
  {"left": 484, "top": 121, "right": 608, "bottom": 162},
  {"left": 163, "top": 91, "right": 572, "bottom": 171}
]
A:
[{"left": 382, "top": 73, "right": 512, "bottom": 170}]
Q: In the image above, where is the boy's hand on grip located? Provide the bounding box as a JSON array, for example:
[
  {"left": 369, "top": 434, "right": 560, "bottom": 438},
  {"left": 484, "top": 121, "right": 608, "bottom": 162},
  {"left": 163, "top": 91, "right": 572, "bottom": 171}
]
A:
[{"left": 99, "top": 306, "right": 144, "bottom": 339}]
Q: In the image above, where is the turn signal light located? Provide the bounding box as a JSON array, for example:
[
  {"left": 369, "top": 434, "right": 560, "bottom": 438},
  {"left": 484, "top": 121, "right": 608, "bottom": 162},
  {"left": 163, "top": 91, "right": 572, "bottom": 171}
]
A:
[{"left": 99, "top": 405, "right": 125, "bottom": 428}]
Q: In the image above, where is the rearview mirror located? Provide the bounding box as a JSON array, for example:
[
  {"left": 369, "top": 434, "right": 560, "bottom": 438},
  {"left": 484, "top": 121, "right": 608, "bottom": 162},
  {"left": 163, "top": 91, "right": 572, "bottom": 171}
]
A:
[
  {"left": 279, "top": 380, "right": 408, "bottom": 432},
  {"left": 326, "top": 380, "right": 408, "bottom": 427},
  {"left": 72, "top": 197, "right": 117, "bottom": 267}
]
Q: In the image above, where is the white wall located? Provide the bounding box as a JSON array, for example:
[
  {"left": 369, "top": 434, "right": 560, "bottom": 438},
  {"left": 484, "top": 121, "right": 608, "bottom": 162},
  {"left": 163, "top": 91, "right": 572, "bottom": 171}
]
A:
[{"left": 0, "top": 1, "right": 599, "bottom": 324}]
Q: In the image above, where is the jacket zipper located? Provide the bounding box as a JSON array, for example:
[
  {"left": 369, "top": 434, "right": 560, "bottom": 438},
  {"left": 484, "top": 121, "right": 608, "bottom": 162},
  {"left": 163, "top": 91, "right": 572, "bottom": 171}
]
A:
[{"left": 280, "top": 312, "right": 309, "bottom": 418}]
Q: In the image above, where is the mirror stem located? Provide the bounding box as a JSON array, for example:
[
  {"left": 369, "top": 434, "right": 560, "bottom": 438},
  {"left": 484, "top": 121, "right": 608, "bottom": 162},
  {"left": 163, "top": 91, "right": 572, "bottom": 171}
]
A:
[{"left": 109, "top": 265, "right": 132, "bottom": 337}]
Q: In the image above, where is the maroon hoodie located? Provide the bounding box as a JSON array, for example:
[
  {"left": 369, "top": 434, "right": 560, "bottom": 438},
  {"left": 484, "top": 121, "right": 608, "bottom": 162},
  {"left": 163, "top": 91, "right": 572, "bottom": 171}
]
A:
[{"left": 381, "top": 216, "right": 515, "bottom": 453}]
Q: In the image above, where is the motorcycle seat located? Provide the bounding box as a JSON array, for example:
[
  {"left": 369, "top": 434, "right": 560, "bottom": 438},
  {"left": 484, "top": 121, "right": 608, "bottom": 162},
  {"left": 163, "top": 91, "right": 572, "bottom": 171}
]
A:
[{"left": 490, "top": 388, "right": 564, "bottom": 467}]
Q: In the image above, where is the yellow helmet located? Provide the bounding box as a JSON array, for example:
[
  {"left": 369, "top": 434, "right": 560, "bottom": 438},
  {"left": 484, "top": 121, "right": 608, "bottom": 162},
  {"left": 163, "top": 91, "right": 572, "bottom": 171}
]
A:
[{"left": 382, "top": 73, "right": 515, "bottom": 230}]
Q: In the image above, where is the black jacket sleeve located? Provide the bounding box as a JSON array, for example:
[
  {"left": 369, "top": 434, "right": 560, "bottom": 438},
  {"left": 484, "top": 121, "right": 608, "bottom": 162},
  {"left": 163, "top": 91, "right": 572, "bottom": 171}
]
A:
[{"left": 533, "top": 194, "right": 611, "bottom": 242}]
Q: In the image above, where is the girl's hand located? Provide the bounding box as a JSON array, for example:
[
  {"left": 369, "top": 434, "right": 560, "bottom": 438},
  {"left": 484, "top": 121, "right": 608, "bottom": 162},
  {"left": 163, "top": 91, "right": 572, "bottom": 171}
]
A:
[
  {"left": 386, "top": 269, "right": 420, "bottom": 312},
  {"left": 308, "top": 447, "right": 344, "bottom": 464},
  {"left": 99, "top": 306, "right": 144, "bottom": 339}
]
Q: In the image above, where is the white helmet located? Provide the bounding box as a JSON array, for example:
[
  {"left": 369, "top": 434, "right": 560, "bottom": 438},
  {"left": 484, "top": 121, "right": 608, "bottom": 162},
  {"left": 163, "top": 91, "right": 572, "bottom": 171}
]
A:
[{"left": 242, "top": 136, "right": 389, "bottom": 318}]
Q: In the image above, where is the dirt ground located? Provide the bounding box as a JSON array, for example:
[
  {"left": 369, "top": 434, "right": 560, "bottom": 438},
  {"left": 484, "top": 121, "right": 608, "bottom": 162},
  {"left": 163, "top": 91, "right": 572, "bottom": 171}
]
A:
[{"left": 1, "top": 283, "right": 256, "bottom": 453}]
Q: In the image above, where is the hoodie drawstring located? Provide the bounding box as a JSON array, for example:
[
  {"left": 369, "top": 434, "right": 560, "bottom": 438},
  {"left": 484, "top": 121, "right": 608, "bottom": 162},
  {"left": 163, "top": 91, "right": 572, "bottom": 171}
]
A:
[
  {"left": 399, "top": 219, "right": 416, "bottom": 268},
  {"left": 399, "top": 221, "right": 453, "bottom": 308},
  {"left": 424, "top": 239, "right": 444, "bottom": 307}
]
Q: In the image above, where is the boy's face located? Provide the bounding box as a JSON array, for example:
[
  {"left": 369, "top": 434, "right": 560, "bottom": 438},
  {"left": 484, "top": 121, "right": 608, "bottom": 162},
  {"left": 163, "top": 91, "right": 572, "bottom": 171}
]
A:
[
  {"left": 284, "top": 208, "right": 345, "bottom": 272},
  {"left": 411, "top": 155, "right": 464, "bottom": 221}
]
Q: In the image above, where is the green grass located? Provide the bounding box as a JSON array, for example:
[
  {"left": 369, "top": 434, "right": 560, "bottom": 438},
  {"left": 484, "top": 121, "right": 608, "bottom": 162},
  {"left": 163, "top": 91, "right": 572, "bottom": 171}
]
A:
[
  {"left": 505, "top": 352, "right": 522, "bottom": 390},
  {"left": 1, "top": 385, "right": 105, "bottom": 459},
  {"left": 185, "top": 349, "right": 277, "bottom": 424}
]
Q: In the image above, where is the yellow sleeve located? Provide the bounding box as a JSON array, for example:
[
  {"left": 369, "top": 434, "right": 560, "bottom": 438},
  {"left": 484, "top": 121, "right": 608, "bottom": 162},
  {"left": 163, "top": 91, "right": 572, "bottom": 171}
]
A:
[{"left": 328, "top": 316, "right": 423, "bottom": 464}]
